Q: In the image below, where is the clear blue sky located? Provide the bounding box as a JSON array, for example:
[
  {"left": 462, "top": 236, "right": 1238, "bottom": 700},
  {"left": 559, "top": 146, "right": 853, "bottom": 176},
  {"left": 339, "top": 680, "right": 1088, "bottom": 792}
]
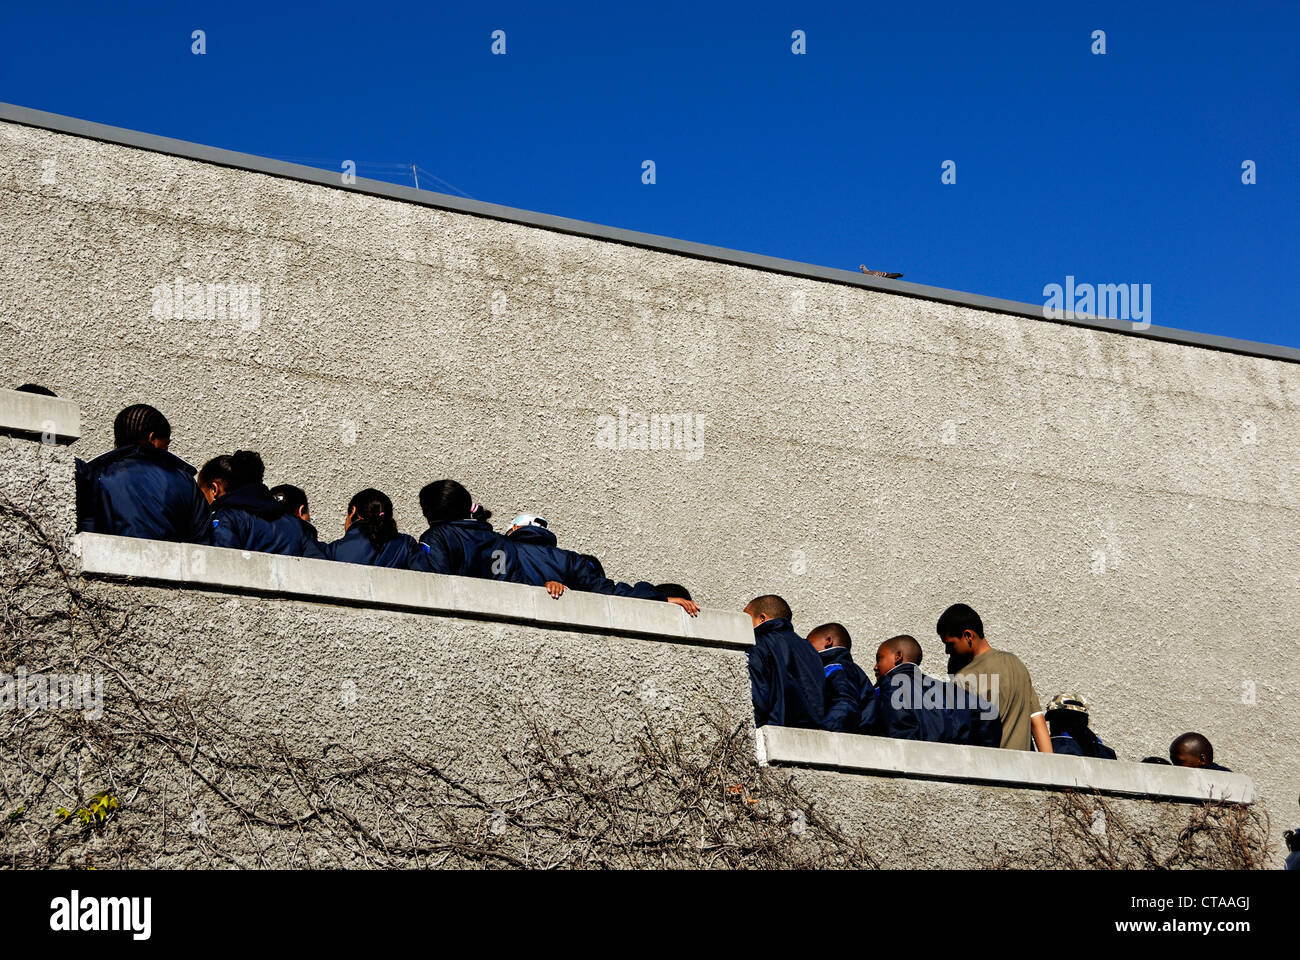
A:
[{"left": 3, "top": 1, "right": 1297, "bottom": 348}]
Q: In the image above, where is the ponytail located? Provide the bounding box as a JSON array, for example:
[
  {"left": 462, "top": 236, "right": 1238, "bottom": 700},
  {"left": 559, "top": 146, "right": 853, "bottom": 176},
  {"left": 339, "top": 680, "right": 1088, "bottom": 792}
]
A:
[
  {"left": 419, "top": 479, "right": 492, "bottom": 525},
  {"left": 348, "top": 488, "right": 399, "bottom": 549},
  {"left": 198, "top": 450, "right": 265, "bottom": 492}
]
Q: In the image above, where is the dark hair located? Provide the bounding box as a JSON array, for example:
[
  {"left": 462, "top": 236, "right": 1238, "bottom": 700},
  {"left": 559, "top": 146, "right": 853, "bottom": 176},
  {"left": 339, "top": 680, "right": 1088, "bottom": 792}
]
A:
[
  {"left": 198, "top": 450, "right": 265, "bottom": 491},
  {"left": 654, "top": 583, "right": 692, "bottom": 602},
  {"left": 15, "top": 384, "right": 57, "bottom": 397},
  {"left": 580, "top": 553, "right": 606, "bottom": 579},
  {"left": 1171, "top": 731, "right": 1214, "bottom": 762},
  {"left": 113, "top": 404, "right": 171, "bottom": 448},
  {"left": 745, "top": 595, "right": 792, "bottom": 622},
  {"left": 810, "top": 622, "right": 851, "bottom": 651},
  {"left": 882, "top": 634, "right": 922, "bottom": 664},
  {"left": 269, "top": 484, "right": 309, "bottom": 516},
  {"left": 348, "top": 488, "right": 399, "bottom": 549},
  {"left": 937, "top": 603, "right": 983, "bottom": 639},
  {"left": 1141, "top": 756, "right": 1171, "bottom": 765},
  {"left": 418, "top": 479, "right": 492, "bottom": 524}
]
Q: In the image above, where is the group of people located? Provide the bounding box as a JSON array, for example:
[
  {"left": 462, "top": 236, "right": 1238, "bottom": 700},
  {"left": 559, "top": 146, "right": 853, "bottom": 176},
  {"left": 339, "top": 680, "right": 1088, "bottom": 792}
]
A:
[
  {"left": 69, "top": 401, "right": 700, "bottom": 613},
  {"left": 742, "top": 594, "right": 1232, "bottom": 769},
  {"left": 44, "top": 393, "right": 1232, "bottom": 772}
]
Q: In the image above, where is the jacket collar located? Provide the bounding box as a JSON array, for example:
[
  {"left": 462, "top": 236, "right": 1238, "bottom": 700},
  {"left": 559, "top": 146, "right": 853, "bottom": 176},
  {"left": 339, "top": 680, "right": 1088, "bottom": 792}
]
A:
[
  {"left": 211, "top": 483, "right": 286, "bottom": 520},
  {"left": 89, "top": 442, "right": 197, "bottom": 475},
  {"left": 754, "top": 617, "right": 794, "bottom": 636},
  {"left": 508, "top": 525, "right": 557, "bottom": 548}
]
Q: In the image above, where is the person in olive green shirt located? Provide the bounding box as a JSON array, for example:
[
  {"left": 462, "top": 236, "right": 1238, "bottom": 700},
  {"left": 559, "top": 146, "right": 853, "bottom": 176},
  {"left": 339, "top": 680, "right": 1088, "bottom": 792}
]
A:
[{"left": 936, "top": 603, "right": 1051, "bottom": 753}]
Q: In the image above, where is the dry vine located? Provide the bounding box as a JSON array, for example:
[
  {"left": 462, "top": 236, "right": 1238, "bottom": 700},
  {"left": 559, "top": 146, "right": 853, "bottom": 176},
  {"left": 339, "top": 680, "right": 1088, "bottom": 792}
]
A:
[{"left": 1, "top": 487, "right": 876, "bottom": 869}]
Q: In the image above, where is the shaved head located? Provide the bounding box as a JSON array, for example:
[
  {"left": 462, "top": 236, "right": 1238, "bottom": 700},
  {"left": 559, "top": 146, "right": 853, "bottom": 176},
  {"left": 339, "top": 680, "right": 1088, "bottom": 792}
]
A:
[
  {"left": 882, "top": 634, "right": 923, "bottom": 665},
  {"left": 744, "top": 594, "right": 792, "bottom": 625},
  {"left": 873, "top": 634, "right": 923, "bottom": 681},
  {"left": 1170, "top": 732, "right": 1215, "bottom": 768},
  {"left": 808, "top": 622, "right": 851, "bottom": 652}
]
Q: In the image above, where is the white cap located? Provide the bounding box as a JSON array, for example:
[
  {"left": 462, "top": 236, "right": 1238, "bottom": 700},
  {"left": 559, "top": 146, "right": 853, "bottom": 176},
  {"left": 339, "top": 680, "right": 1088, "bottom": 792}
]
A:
[{"left": 510, "top": 513, "right": 548, "bottom": 530}]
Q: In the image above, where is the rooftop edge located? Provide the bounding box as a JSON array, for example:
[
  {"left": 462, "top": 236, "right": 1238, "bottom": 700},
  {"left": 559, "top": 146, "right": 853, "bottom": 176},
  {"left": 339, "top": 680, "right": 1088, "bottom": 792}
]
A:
[{"left": 2, "top": 100, "right": 1296, "bottom": 367}]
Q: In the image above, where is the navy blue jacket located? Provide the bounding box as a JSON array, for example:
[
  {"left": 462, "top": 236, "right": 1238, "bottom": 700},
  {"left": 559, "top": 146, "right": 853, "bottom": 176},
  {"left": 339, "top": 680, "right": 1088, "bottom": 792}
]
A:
[
  {"left": 861, "top": 663, "right": 1002, "bottom": 747},
  {"left": 211, "top": 484, "right": 326, "bottom": 558},
  {"left": 507, "top": 527, "right": 666, "bottom": 600},
  {"left": 419, "top": 519, "right": 516, "bottom": 579},
  {"left": 78, "top": 444, "right": 211, "bottom": 544},
  {"left": 324, "top": 525, "right": 433, "bottom": 572},
  {"left": 1051, "top": 730, "right": 1118, "bottom": 759},
  {"left": 297, "top": 517, "right": 322, "bottom": 548},
  {"left": 748, "top": 618, "right": 828, "bottom": 731},
  {"left": 1286, "top": 850, "right": 1300, "bottom": 871},
  {"left": 819, "top": 646, "right": 867, "bottom": 733}
]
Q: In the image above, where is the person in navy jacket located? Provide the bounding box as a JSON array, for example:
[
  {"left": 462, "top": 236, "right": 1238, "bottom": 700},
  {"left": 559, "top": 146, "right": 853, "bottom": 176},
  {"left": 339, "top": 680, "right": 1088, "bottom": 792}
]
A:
[
  {"left": 1169, "top": 732, "right": 1232, "bottom": 772},
  {"left": 416, "top": 480, "right": 518, "bottom": 580},
  {"left": 323, "top": 488, "right": 432, "bottom": 572},
  {"left": 269, "top": 483, "right": 323, "bottom": 548},
  {"left": 861, "top": 635, "right": 1002, "bottom": 747},
  {"left": 502, "top": 513, "right": 698, "bottom": 614},
  {"left": 77, "top": 404, "right": 211, "bottom": 544},
  {"left": 197, "top": 451, "right": 324, "bottom": 558},
  {"left": 1045, "top": 692, "right": 1117, "bottom": 759},
  {"left": 744, "top": 595, "right": 841, "bottom": 730},
  {"left": 808, "top": 622, "right": 870, "bottom": 733}
]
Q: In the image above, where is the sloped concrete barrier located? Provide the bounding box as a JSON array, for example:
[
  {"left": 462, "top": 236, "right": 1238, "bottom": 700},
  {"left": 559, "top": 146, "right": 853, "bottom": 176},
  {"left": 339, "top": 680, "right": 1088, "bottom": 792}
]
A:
[
  {"left": 0, "top": 387, "right": 80, "bottom": 444},
  {"left": 74, "top": 532, "right": 753, "bottom": 649},
  {"left": 756, "top": 725, "right": 1255, "bottom": 804}
]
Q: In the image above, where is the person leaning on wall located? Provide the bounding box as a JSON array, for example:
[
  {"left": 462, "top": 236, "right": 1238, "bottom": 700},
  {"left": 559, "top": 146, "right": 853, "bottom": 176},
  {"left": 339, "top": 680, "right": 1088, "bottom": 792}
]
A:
[
  {"left": 937, "top": 603, "right": 1051, "bottom": 753},
  {"left": 197, "top": 451, "right": 324, "bottom": 558},
  {"left": 78, "top": 403, "right": 211, "bottom": 544},
  {"left": 1044, "top": 693, "right": 1116, "bottom": 759},
  {"left": 323, "top": 488, "right": 432, "bottom": 572}
]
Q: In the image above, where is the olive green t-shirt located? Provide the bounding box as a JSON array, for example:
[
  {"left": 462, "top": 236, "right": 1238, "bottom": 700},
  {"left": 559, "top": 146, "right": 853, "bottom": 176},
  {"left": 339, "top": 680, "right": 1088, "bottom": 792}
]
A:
[{"left": 954, "top": 649, "right": 1042, "bottom": 751}]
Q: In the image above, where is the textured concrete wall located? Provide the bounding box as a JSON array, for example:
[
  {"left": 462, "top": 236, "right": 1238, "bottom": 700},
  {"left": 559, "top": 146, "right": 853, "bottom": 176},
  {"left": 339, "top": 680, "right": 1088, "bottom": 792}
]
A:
[
  {"left": 0, "top": 423, "right": 1276, "bottom": 867},
  {"left": 1, "top": 118, "right": 1297, "bottom": 841}
]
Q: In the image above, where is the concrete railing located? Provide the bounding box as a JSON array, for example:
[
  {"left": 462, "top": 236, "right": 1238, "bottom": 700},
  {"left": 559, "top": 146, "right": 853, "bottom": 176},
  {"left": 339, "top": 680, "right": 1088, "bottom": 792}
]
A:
[
  {"left": 74, "top": 532, "right": 754, "bottom": 649},
  {"left": 0, "top": 387, "right": 80, "bottom": 444},
  {"left": 756, "top": 725, "right": 1255, "bottom": 804}
]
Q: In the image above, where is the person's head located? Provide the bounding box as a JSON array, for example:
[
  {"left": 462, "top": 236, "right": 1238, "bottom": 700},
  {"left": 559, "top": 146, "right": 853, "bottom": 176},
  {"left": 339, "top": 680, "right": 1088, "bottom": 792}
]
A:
[
  {"left": 113, "top": 404, "right": 171, "bottom": 450},
  {"left": 1045, "top": 692, "right": 1093, "bottom": 734},
  {"left": 744, "top": 595, "right": 792, "bottom": 629},
  {"left": 1285, "top": 829, "right": 1299, "bottom": 854},
  {"left": 269, "top": 484, "right": 311, "bottom": 522},
  {"left": 808, "top": 622, "right": 851, "bottom": 653},
  {"left": 419, "top": 479, "right": 493, "bottom": 525},
  {"left": 196, "top": 450, "right": 264, "bottom": 504},
  {"left": 15, "top": 384, "right": 57, "bottom": 397},
  {"left": 505, "top": 512, "right": 548, "bottom": 537},
  {"left": 344, "top": 488, "right": 399, "bottom": 548},
  {"left": 936, "top": 603, "right": 988, "bottom": 673},
  {"left": 1170, "top": 732, "right": 1216, "bottom": 769},
  {"left": 655, "top": 583, "right": 693, "bottom": 602},
  {"left": 874, "top": 634, "right": 923, "bottom": 680}
]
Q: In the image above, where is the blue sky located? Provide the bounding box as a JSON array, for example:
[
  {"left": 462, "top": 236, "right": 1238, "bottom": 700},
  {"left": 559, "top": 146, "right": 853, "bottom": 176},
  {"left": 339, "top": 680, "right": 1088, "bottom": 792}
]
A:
[{"left": 2, "top": 1, "right": 1297, "bottom": 348}]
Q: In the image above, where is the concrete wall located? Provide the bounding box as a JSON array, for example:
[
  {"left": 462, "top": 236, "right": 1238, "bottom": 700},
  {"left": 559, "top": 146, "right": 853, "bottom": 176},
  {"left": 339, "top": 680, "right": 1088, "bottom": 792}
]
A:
[
  {"left": 1, "top": 114, "right": 1297, "bottom": 841},
  {"left": 0, "top": 392, "right": 1275, "bottom": 867}
]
